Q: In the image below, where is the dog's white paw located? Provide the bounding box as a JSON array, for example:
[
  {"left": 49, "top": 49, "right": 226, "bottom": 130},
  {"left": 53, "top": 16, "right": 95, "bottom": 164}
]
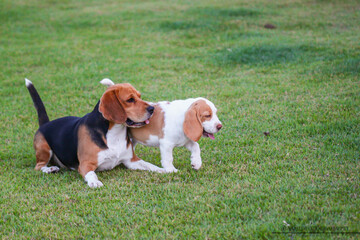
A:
[
  {"left": 41, "top": 166, "right": 60, "bottom": 173},
  {"left": 85, "top": 171, "right": 103, "bottom": 188},
  {"left": 87, "top": 180, "right": 104, "bottom": 188}
]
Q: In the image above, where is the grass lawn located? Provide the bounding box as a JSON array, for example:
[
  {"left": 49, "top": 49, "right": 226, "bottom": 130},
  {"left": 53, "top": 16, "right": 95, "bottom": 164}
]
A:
[{"left": 0, "top": 0, "right": 359, "bottom": 239}]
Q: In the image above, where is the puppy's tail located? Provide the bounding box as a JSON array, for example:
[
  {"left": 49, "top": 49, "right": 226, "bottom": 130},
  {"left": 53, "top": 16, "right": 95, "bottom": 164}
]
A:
[{"left": 25, "top": 78, "right": 50, "bottom": 126}]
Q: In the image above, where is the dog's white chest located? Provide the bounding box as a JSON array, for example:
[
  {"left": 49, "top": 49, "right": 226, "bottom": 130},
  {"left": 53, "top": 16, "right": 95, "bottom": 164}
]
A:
[
  {"left": 97, "top": 124, "right": 132, "bottom": 171},
  {"left": 144, "top": 135, "right": 160, "bottom": 147}
]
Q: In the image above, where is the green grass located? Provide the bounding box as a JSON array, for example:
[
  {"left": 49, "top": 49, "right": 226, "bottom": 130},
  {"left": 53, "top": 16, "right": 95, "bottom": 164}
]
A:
[{"left": 0, "top": 0, "right": 359, "bottom": 239}]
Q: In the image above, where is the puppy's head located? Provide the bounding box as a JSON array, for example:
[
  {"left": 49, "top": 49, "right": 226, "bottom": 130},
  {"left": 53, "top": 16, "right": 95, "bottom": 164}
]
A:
[
  {"left": 183, "top": 98, "right": 222, "bottom": 142},
  {"left": 99, "top": 83, "right": 154, "bottom": 127}
]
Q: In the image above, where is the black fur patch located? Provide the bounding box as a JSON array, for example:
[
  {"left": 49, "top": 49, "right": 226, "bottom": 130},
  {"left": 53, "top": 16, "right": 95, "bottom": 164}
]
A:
[{"left": 26, "top": 82, "right": 50, "bottom": 126}]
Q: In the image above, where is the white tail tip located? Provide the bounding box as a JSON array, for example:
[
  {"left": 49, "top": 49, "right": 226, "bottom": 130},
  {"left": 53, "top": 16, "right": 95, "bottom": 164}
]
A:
[
  {"left": 25, "top": 78, "right": 32, "bottom": 87},
  {"left": 100, "top": 78, "right": 115, "bottom": 87}
]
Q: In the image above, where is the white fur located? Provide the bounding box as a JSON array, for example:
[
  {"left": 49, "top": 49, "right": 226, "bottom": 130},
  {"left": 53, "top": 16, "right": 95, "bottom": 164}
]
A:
[
  {"left": 41, "top": 166, "right": 60, "bottom": 173},
  {"left": 25, "top": 78, "right": 32, "bottom": 87},
  {"left": 145, "top": 135, "right": 161, "bottom": 147},
  {"left": 38, "top": 150, "right": 61, "bottom": 173},
  {"left": 133, "top": 98, "right": 222, "bottom": 172},
  {"left": 97, "top": 124, "right": 165, "bottom": 173},
  {"left": 97, "top": 124, "right": 131, "bottom": 171},
  {"left": 100, "top": 78, "right": 115, "bottom": 87},
  {"left": 85, "top": 171, "right": 103, "bottom": 188}
]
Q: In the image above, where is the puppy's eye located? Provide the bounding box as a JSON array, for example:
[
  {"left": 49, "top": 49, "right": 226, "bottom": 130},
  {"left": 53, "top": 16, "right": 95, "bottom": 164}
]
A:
[
  {"left": 205, "top": 115, "right": 211, "bottom": 118},
  {"left": 127, "top": 98, "right": 135, "bottom": 103}
]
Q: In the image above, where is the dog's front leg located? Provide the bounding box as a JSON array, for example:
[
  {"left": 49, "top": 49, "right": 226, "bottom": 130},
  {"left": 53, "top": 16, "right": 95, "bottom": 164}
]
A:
[
  {"left": 78, "top": 161, "right": 103, "bottom": 188},
  {"left": 159, "top": 142, "right": 177, "bottom": 172},
  {"left": 77, "top": 126, "right": 103, "bottom": 188},
  {"left": 185, "top": 141, "right": 202, "bottom": 170}
]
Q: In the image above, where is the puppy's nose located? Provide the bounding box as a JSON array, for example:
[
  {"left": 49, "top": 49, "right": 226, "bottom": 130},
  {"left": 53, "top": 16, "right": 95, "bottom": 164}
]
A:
[
  {"left": 147, "top": 106, "right": 154, "bottom": 114},
  {"left": 216, "top": 124, "right": 222, "bottom": 131}
]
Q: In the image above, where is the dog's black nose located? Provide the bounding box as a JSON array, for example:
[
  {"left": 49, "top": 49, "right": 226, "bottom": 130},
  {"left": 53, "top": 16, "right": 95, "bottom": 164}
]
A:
[{"left": 147, "top": 106, "right": 154, "bottom": 114}]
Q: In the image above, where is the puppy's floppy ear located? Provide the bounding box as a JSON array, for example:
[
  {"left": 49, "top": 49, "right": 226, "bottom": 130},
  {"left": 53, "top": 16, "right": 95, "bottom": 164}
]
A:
[
  {"left": 99, "top": 89, "right": 127, "bottom": 124},
  {"left": 183, "top": 103, "right": 203, "bottom": 142}
]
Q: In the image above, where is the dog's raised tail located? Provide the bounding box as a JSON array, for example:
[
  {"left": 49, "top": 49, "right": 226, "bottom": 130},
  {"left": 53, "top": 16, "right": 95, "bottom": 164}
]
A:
[
  {"left": 25, "top": 78, "right": 50, "bottom": 126},
  {"left": 100, "top": 78, "right": 115, "bottom": 87}
]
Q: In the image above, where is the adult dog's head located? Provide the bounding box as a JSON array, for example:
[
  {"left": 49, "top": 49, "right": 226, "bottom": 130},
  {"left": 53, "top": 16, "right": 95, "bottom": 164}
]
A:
[{"left": 99, "top": 82, "right": 154, "bottom": 127}]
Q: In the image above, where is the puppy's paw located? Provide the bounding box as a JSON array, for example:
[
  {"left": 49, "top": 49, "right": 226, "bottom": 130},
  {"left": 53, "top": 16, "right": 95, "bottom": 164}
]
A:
[
  {"left": 41, "top": 166, "right": 60, "bottom": 174},
  {"left": 191, "top": 164, "right": 201, "bottom": 170},
  {"left": 164, "top": 167, "right": 178, "bottom": 173},
  {"left": 191, "top": 159, "right": 202, "bottom": 170}
]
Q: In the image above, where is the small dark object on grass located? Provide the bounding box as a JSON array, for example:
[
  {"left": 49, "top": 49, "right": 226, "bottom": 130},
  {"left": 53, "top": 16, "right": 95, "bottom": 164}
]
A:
[
  {"left": 264, "top": 23, "right": 276, "bottom": 29},
  {"left": 264, "top": 131, "right": 270, "bottom": 136}
]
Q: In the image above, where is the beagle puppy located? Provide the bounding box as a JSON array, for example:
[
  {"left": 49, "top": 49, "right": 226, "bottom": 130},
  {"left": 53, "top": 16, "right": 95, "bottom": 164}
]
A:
[
  {"left": 102, "top": 80, "right": 222, "bottom": 172},
  {"left": 25, "top": 78, "right": 164, "bottom": 188}
]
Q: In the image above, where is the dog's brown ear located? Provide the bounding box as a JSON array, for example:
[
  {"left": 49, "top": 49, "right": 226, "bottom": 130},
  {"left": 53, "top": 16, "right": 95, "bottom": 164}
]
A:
[
  {"left": 183, "top": 103, "right": 203, "bottom": 142},
  {"left": 99, "top": 88, "right": 127, "bottom": 124}
]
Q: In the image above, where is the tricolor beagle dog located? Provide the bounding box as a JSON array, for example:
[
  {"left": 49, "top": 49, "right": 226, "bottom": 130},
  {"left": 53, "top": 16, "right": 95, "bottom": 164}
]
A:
[
  {"left": 102, "top": 80, "right": 222, "bottom": 173},
  {"left": 25, "top": 78, "right": 164, "bottom": 188}
]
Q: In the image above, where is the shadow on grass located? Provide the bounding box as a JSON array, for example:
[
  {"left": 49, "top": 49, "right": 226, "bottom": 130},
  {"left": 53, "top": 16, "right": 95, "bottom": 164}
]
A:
[
  {"left": 159, "top": 20, "right": 214, "bottom": 31},
  {"left": 212, "top": 45, "right": 324, "bottom": 66},
  {"left": 316, "top": 58, "right": 360, "bottom": 76},
  {"left": 189, "top": 7, "right": 261, "bottom": 18},
  {"left": 158, "top": 7, "right": 261, "bottom": 32},
  {"left": 158, "top": 19, "right": 247, "bottom": 33}
]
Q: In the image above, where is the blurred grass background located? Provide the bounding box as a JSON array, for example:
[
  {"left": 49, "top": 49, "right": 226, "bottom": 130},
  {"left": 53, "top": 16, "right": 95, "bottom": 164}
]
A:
[{"left": 0, "top": 0, "right": 359, "bottom": 239}]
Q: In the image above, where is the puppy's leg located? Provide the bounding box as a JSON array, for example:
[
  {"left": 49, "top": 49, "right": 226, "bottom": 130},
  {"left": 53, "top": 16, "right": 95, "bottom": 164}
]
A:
[
  {"left": 185, "top": 141, "right": 202, "bottom": 170},
  {"left": 159, "top": 142, "right": 177, "bottom": 173},
  {"left": 78, "top": 126, "right": 103, "bottom": 188},
  {"left": 33, "top": 132, "right": 60, "bottom": 173}
]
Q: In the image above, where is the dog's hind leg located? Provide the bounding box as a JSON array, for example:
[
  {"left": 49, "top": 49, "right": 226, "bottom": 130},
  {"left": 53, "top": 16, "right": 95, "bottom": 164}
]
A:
[{"left": 33, "top": 132, "right": 60, "bottom": 173}]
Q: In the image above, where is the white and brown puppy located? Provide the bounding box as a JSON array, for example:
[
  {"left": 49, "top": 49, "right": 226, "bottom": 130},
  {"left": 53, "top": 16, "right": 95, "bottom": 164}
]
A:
[
  {"left": 102, "top": 80, "right": 222, "bottom": 172},
  {"left": 25, "top": 78, "right": 164, "bottom": 188}
]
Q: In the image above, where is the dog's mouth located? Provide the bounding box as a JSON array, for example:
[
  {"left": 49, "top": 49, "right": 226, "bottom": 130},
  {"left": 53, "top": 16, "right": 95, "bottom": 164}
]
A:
[
  {"left": 125, "top": 118, "right": 150, "bottom": 127},
  {"left": 203, "top": 130, "right": 215, "bottom": 140}
]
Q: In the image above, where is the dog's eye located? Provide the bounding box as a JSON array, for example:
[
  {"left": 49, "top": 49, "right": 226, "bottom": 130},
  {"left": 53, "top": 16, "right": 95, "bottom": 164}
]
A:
[
  {"left": 127, "top": 98, "right": 135, "bottom": 103},
  {"left": 205, "top": 115, "right": 211, "bottom": 118}
]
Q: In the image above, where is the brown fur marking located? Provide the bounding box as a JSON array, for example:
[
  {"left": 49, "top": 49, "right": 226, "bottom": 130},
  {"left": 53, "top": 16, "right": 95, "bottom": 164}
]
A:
[
  {"left": 131, "top": 145, "right": 141, "bottom": 162},
  {"left": 108, "top": 122, "right": 115, "bottom": 131},
  {"left": 77, "top": 125, "right": 102, "bottom": 178},
  {"left": 183, "top": 100, "right": 212, "bottom": 142},
  {"left": 125, "top": 130, "right": 141, "bottom": 162},
  {"left": 129, "top": 104, "right": 165, "bottom": 143},
  {"left": 33, "top": 132, "right": 52, "bottom": 170},
  {"left": 197, "top": 100, "right": 213, "bottom": 123}
]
